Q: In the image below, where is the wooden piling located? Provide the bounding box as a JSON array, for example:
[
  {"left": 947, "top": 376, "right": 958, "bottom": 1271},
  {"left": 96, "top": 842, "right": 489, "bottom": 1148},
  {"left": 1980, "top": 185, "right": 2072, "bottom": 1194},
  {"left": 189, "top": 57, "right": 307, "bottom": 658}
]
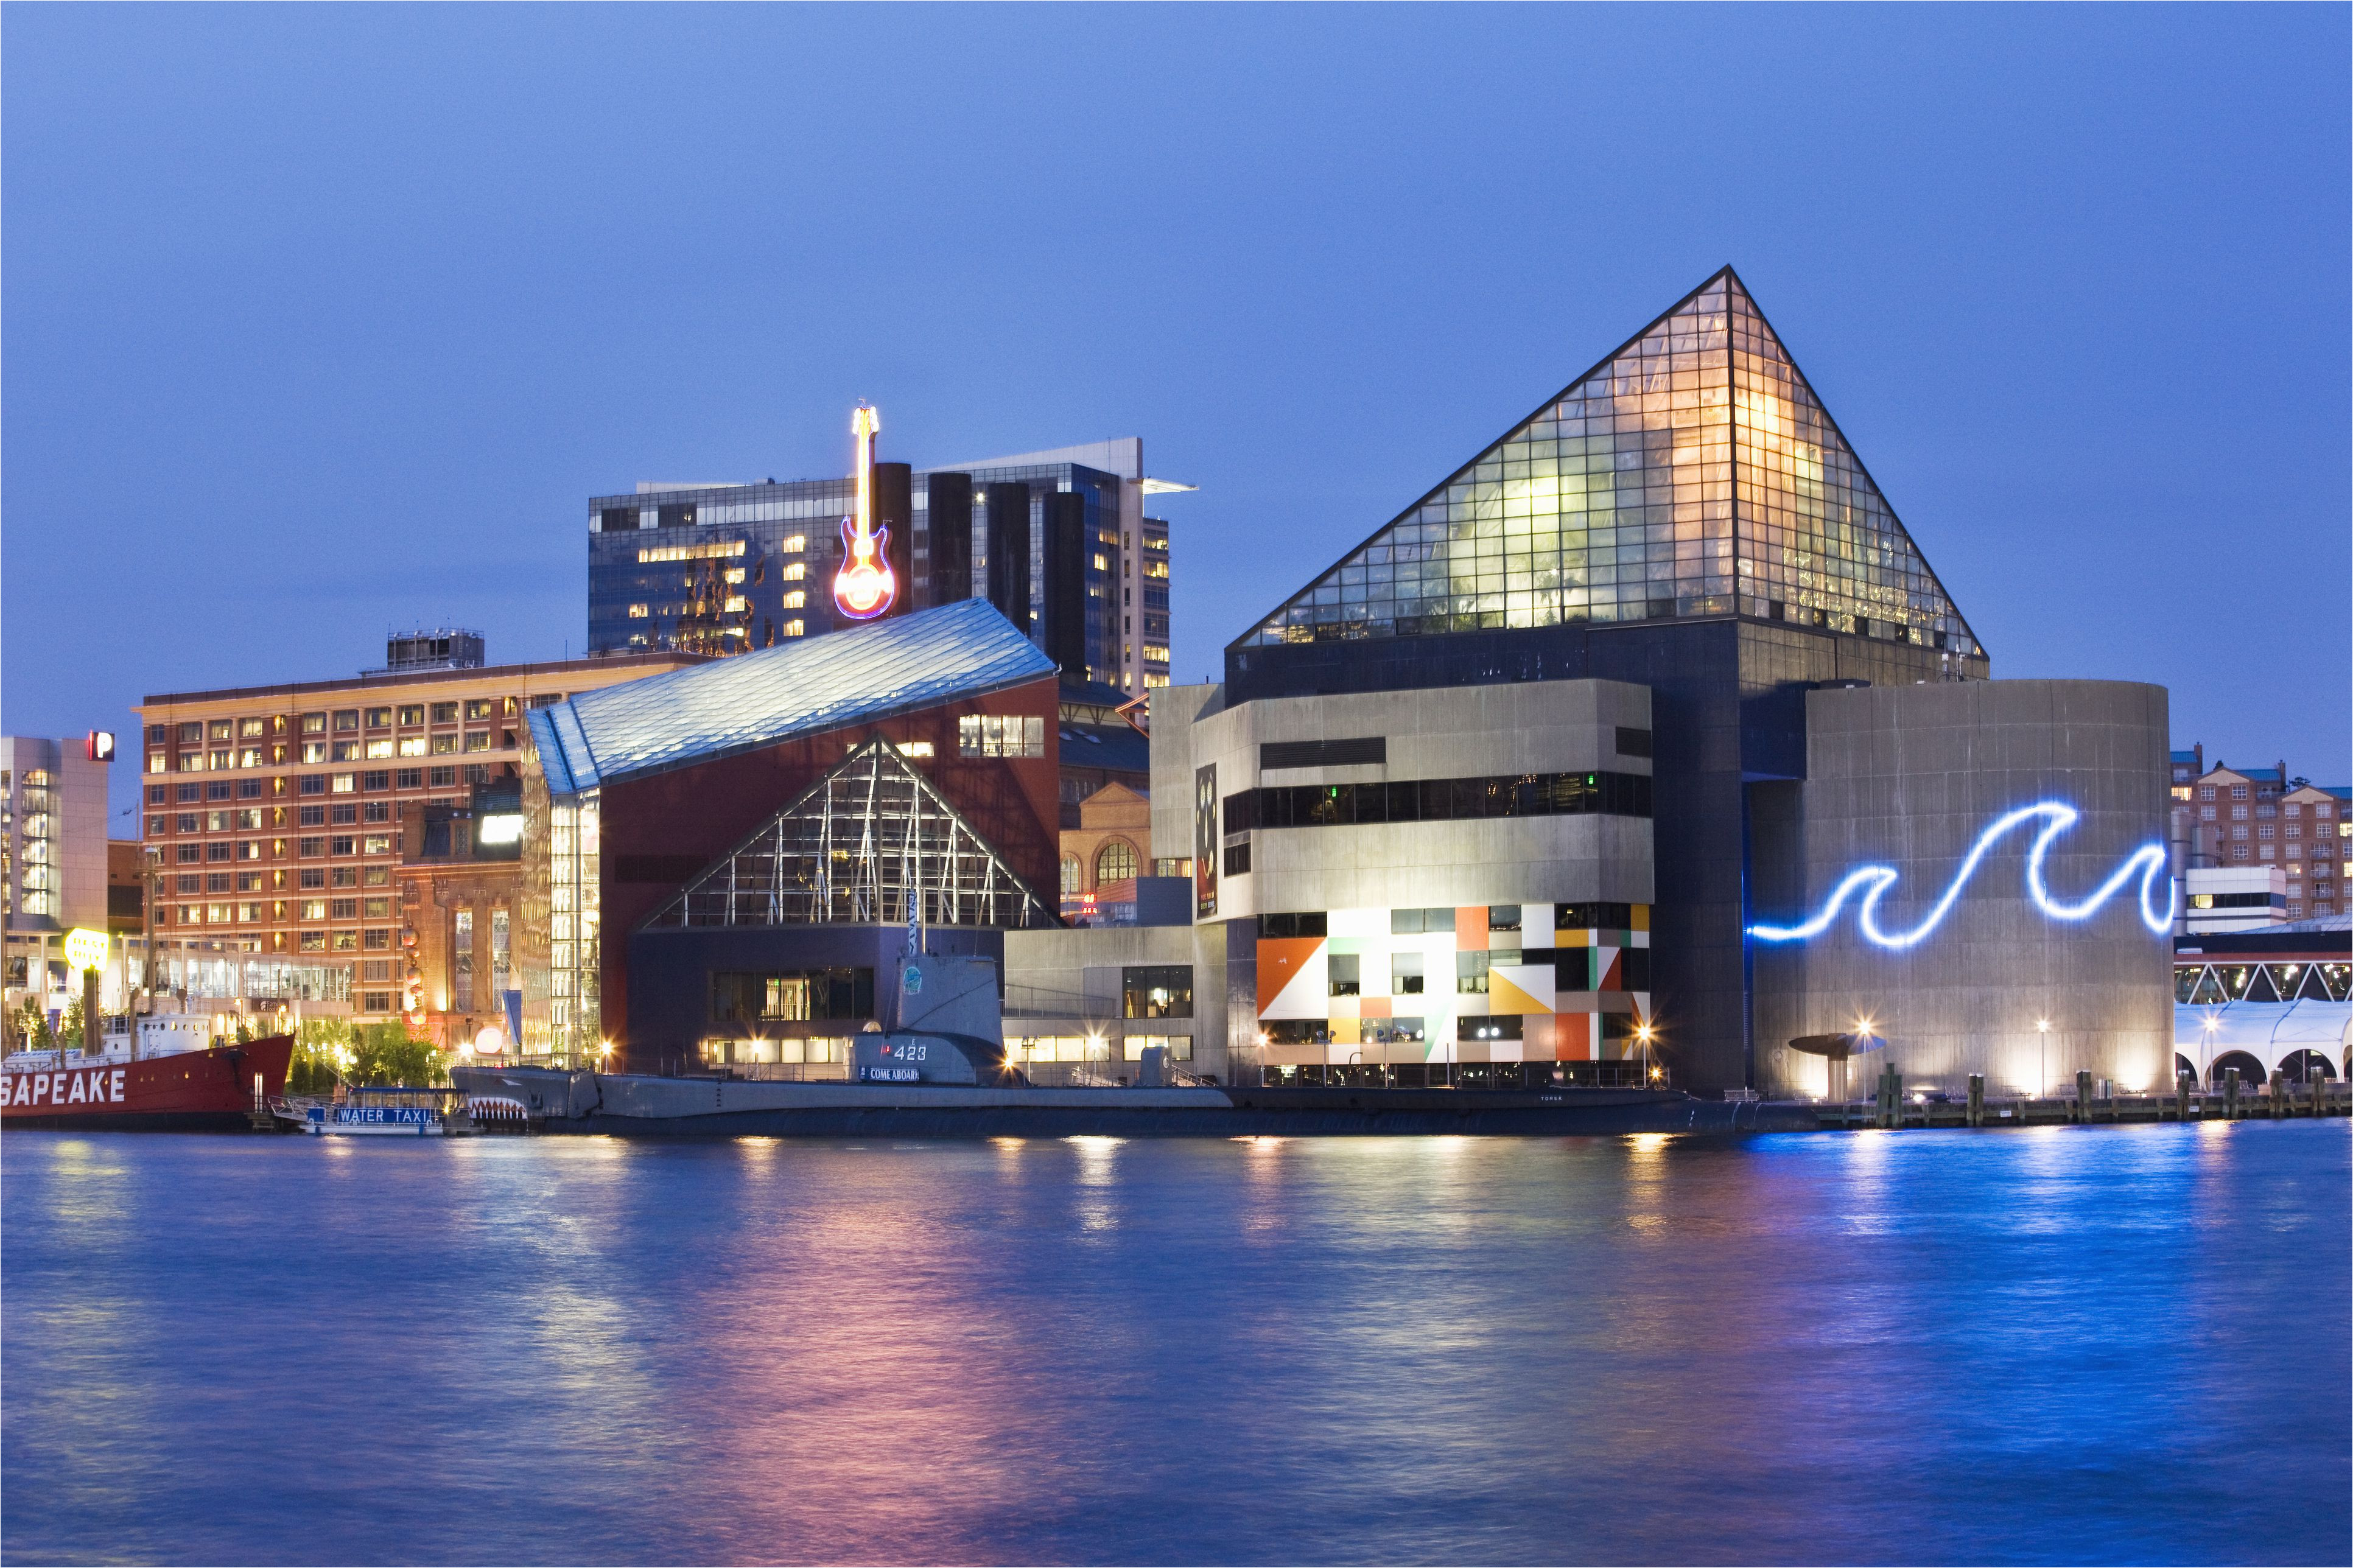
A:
[
  {"left": 2224, "top": 1066, "right": 2240, "bottom": 1119},
  {"left": 1967, "top": 1074, "right": 1985, "bottom": 1128}
]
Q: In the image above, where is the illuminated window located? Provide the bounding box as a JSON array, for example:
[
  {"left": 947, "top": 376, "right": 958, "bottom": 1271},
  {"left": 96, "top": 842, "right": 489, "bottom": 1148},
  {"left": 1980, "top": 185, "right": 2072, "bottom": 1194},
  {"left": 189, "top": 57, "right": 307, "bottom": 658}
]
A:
[
  {"left": 780, "top": 562, "right": 806, "bottom": 582},
  {"left": 636, "top": 541, "right": 746, "bottom": 564},
  {"left": 1061, "top": 854, "right": 1081, "bottom": 894},
  {"left": 628, "top": 604, "right": 650, "bottom": 618},
  {"left": 956, "top": 715, "right": 1045, "bottom": 758},
  {"left": 780, "top": 619, "right": 804, "bottom": 638},
  {"left": 1095, "top": 839, "right": 1138, "bottom": 882},
  {"left": 780, "top": 590, "right": 805, "bottom": 610}
]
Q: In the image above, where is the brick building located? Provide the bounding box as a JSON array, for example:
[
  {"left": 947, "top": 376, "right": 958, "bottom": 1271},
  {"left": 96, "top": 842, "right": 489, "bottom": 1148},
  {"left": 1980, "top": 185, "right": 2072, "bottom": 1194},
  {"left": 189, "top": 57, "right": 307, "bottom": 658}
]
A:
[
  {"left": 2170, "top": 747, "right": 2349, "bottom": 923},
  {"left": 132, "top": 633, "right": 697, "bottom": 1023}
]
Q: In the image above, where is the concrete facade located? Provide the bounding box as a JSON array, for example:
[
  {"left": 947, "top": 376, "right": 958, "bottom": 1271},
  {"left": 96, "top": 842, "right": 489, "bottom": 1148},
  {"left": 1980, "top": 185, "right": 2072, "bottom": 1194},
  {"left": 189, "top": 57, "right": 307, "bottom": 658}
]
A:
[
  {"left": 1137, "top": 678, "right": 1660, "bottom": 1082},
  {"left": 1749, "top": 680, "right": 2174, "bottom": 1098},
  {"left": 1002, "top": 923, "right": 1229, "bottom": 1079}
]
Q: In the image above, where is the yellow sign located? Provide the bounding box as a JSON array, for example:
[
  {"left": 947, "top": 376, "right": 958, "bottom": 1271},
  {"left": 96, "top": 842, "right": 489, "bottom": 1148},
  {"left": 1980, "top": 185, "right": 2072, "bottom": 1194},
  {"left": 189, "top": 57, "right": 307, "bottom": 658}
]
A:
[
  {"left": 831, "top": 402, "right": 897, "bottom": 621},
  {"left": 63, "top": 928, "right": 109, "bottom": 971}
]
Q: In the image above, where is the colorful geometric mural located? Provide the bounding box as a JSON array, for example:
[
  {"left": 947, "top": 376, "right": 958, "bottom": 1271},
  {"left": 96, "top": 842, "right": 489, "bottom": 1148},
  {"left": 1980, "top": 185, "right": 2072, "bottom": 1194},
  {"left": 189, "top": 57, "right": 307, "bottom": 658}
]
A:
[{"left": 1254, "top": 902, "right": 1652, "bottom": 1065}]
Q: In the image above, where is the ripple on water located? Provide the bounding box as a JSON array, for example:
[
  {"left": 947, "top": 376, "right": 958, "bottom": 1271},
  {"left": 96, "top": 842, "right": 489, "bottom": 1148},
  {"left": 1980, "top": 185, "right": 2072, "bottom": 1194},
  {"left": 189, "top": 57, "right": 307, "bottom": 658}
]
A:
[{"left": 3, "top": 1123, "right": 2346, "bottom": 1566}]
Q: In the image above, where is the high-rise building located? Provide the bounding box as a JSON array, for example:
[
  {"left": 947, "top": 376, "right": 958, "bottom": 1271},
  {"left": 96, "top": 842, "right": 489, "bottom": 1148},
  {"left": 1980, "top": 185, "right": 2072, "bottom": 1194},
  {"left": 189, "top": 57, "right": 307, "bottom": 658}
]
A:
[
  {"left": 131, "top": 633, "right": 700, "bottom": 1023},
  {"left": 586, "top": 424, "right": 1190, "bottom": 695},
  {"left": 2, "top": 734, "right": 118, "bottom": 1020}
]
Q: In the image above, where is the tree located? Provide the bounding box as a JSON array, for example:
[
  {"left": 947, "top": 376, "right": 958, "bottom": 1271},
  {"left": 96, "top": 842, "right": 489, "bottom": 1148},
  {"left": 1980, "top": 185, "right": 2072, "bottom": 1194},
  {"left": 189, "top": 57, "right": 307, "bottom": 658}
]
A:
[
  {"left": 7, "top": 998, "right": 55, "bottom": 1054},
  {"left": 57, "top": 994, "right": 86, "bottom": 1052},
  {"left": 289, "top": 1018, "right": 356, "bottom": 1094},
  {"left": 349, "top": 1020, "right": 449, "bottom": 1087}
]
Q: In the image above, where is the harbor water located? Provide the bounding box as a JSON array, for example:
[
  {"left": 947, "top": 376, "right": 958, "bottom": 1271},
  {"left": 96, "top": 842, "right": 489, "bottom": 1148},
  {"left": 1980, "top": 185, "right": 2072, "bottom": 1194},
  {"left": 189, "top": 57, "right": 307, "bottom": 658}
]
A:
[{"left": 3, "top": 1122, "right": 2346, "bottom": 1566}]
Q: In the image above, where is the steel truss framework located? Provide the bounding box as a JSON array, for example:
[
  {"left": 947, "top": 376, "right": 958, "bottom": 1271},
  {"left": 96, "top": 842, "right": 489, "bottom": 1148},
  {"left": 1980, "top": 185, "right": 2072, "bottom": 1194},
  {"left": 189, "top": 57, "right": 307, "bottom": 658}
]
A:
[
  {"left": 643, "top": 737, "right": 1055, "bottom": 932},
  {"left": 2176, "top": 958, "right": 2350, "bottom": 1006}
]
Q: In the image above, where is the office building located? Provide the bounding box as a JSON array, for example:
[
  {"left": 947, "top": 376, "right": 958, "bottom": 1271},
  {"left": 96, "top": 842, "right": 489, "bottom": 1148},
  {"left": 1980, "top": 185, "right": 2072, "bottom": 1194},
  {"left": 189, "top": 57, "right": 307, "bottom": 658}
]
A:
[
  {"left": 132, "top": 633, "right": 700, "bottom": 1023},
  {"left": 586, "top": 424, "right": 1188, "bottom": 695},
  {"left": 2, "top": 734, "right": 119, "bottom": 1021}
]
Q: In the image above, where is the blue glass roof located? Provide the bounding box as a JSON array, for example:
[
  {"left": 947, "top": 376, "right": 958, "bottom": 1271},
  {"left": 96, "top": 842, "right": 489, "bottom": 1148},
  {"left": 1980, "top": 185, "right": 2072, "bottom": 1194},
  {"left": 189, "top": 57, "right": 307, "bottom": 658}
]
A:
[{"left": 528, "top": 598, "right": 1056, "bottom": 793}]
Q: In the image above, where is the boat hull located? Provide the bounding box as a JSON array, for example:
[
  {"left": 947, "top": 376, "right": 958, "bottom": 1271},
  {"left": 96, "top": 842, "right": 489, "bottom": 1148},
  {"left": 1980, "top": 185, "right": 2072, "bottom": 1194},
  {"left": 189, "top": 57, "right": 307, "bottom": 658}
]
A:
[{"left": 2, "top": 1036, "right": 295, "bottom": 1132}]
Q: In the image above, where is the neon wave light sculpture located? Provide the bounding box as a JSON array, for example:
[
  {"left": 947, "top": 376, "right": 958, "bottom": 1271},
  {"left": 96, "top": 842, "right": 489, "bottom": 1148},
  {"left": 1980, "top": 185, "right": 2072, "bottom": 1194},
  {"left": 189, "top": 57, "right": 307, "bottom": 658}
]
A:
[{"left": 1747, "top": 802, "right": 2174, "bottom": 948}]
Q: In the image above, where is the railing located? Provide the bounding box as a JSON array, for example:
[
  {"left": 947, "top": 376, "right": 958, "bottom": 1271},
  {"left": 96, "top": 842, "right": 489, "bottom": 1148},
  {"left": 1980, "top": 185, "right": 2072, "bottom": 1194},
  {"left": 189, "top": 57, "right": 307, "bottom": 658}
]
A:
[
  {"left": 1258, "top": 1062, "right": 1668, "bottom": 1090},
  {"left": 723, "top": 1062, "right": 850, "bottom": 1083},
  {"left": 1015, "top": 1062, "right": 1132, "bottom": 1089}
]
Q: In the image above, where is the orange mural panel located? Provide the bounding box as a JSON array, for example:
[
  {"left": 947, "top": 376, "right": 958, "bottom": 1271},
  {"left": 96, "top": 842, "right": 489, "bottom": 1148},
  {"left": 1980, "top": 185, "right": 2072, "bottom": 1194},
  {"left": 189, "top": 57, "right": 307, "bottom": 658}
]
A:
[{"left": 1256, "top": 937, "right": 1326, "bottom": 1014}]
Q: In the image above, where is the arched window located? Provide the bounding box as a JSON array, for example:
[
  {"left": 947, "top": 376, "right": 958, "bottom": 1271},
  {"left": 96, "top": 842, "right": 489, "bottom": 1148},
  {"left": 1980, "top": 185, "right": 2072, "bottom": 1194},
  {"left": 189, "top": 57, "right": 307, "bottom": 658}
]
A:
[
  {"left": 1095, "top": 839, "right": 1138, "bottom": 884},
  {"left": 1060, "top": 854, "right": 1082, "bottom": 895}
]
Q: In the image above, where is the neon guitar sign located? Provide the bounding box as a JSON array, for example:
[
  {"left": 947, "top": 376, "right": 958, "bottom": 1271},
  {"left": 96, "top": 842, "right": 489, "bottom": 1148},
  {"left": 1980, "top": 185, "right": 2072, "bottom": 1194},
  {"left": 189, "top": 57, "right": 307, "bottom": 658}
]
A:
[
  {"left": 832, "top": 402, "right": 897, "bottom": 620},
  {"left": 1747, "top": 801, "right": 2174, "bottom": 949}
]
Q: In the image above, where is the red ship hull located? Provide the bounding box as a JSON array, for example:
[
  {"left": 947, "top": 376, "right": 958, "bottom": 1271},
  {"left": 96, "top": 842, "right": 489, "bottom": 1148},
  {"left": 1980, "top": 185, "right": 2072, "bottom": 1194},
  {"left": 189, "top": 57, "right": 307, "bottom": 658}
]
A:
[{"left": 1, "top": 1035, "right": 295, "bottom": 1132}]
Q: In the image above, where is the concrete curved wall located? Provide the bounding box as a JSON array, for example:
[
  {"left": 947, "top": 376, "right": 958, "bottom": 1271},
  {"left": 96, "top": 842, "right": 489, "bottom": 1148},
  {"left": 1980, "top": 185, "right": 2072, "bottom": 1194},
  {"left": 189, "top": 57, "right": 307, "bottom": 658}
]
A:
[{"left": 1749, "top": 679, "right": 2173, "bottom": 1097}]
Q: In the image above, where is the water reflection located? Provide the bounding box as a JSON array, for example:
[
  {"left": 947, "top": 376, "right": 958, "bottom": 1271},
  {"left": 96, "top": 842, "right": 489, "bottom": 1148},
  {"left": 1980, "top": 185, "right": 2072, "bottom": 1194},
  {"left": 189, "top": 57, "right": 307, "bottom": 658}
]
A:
[{"left": 2, "top": 1125, "right": 2344, "bottom": 1567}]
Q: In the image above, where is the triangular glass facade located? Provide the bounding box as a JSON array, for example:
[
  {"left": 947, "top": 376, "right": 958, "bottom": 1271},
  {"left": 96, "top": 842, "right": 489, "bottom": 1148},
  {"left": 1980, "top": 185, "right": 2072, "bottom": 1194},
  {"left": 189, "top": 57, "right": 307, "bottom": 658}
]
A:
[
  {"left": 1238, "top": 269, "right": 1982, "bottom": 657},
  {"left": 642, "top": 738, "right": 1056, "bottom": 932}
]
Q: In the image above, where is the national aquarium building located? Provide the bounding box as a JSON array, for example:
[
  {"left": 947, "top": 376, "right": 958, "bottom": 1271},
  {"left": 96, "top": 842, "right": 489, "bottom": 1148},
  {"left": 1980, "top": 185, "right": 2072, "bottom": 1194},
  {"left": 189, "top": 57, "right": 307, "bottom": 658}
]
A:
[{"left": 1147, "top": 267, "right": 2173, "bottom": 1097}]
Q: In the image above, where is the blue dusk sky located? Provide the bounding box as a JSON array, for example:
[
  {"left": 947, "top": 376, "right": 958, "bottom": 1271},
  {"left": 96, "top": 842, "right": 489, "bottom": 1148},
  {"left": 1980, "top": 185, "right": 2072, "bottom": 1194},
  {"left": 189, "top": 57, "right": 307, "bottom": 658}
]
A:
[{"left": 3, "top": 5, "right": 2345, "bottom": 825}]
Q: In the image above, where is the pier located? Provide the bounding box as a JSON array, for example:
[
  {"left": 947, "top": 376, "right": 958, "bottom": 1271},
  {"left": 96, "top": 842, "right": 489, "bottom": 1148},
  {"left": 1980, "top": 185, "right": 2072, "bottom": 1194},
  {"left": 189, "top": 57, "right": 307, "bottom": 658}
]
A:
[{"left": 1803, "top": 1066, "right": 2350, "bottom": 1130}]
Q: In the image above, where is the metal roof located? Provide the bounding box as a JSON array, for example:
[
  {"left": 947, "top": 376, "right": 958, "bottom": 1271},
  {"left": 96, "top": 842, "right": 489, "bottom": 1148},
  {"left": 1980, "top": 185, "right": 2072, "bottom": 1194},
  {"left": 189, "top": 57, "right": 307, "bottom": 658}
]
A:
[
  {"left": 1060, "top": 721, "right": 1151, "bottom": 775},
  {"left": 528, "top": 598, "right": 1055, "bottom": 794}
]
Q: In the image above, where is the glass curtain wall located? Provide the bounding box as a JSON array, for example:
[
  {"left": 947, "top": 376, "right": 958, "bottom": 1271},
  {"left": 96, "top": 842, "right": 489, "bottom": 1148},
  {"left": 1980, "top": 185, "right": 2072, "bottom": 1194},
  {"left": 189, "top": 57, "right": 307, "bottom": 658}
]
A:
[
  {"left": 646, "top": 740, "right": 1053, "bottom": 933},
  {"left": 521, "top": 761, "right": 600, "bottom": 1055},
  {"left": 1237, "top": 271, "right": 1982, "bottom": 662}
]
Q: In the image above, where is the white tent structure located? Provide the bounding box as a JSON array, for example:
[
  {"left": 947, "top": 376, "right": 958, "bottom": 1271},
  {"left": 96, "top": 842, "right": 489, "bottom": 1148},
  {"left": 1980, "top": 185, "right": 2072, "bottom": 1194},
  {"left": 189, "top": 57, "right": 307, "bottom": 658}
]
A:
[{"left": 2174, "top": 999, "right": 2352, "bottom": 1081}]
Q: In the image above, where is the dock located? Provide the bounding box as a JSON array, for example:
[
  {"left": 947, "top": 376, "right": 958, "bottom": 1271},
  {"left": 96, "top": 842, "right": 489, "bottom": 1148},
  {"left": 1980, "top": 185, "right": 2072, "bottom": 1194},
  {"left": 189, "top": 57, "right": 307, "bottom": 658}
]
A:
[{"left": 1803, "top": 1066, "right": 2350, "bottom": 1130}]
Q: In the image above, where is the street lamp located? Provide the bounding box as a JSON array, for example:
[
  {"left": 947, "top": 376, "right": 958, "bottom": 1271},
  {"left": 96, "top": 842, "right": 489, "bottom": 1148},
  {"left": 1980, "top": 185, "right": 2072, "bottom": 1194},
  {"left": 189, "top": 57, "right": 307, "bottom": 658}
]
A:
[{"left": 1635, "top": 1020, "right": 1656, "bottom": 1084}]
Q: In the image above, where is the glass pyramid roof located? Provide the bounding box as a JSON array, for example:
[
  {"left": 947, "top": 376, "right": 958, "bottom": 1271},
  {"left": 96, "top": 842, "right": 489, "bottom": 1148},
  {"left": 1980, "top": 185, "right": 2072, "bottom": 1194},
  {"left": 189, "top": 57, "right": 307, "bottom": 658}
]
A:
[
  {"left": 530, "top": 597, "right": 1056, "bottom": 794},
  {"left": 642, "top": 737, "right": 1056, "bottom": 931},
  {"left": 1236, "top": 268, "right": 1983, "bottom": 659}
]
